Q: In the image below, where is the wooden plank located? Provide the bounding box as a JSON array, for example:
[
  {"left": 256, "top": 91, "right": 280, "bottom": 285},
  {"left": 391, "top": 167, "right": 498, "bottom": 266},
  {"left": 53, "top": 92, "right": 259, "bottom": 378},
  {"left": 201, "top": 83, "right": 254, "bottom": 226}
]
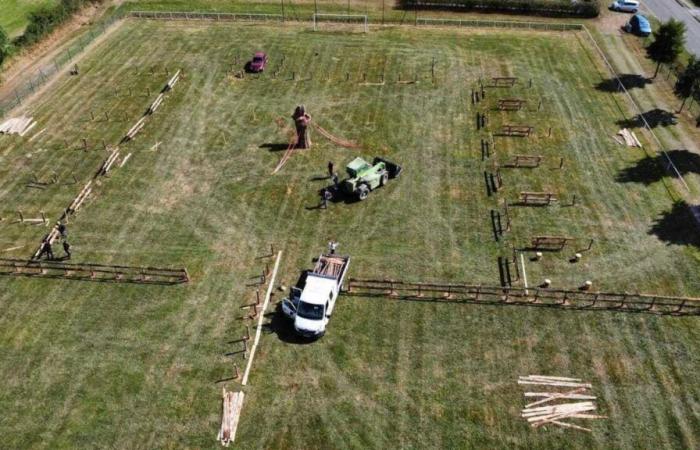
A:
[
  {"left": 523, "top": 406, "right": 596, "bottom": 418},
  {"left": 524, "top": 393, "right": 596, "bottom": 400},
  {"left": 241, "top": 250, "right": 283, "bottom": 385},
  {"left": 524, "top": 375, "right": 583, "bottom": 382},
  {"left": 549, "top": 420, "right": 592, "bottom": 432},
  {"left": 518, "top": 380, "right": 593, "bottom": 388},
  {"left": 524, "top": 388, "right": 587, "bottom": 408}
]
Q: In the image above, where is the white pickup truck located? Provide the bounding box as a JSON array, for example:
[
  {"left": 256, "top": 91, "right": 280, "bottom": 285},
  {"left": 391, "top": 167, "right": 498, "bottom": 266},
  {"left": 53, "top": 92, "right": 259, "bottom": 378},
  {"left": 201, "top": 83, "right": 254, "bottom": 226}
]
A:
[{"left": 281, "top": 253, "right": 350, "bottom": 338}]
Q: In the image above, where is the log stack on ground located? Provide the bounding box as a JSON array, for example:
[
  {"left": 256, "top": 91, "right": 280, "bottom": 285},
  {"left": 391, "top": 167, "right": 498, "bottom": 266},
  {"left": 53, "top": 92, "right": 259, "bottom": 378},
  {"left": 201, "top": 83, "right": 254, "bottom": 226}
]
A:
[
  {"left": 519, "top": 375, "right": 605, "bottom": 432},
  {"left": 617, "top": 128, "right": 641, "bottom": 147},
  {"left": 0, "top": 116, "right": 36, "bottom": 136},
  {"left": 218, "top": 388, "right": 245, "bottom": 447},
  {"left": 100, "top": 149, "right": 121, "bottom": 175},
  {"left": 147, "top": 93, "right": 165, "bottom": 114},
  {"left": 165, "top": 69, "right": 181, "bottom": 91},
  {"left": 124, "top": 117, "right": 146, "bottom": 141}
]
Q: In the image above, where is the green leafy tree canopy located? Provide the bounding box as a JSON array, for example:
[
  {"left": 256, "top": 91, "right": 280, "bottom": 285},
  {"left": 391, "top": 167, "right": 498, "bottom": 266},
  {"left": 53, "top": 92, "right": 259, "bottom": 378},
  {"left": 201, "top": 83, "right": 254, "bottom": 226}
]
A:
[{"left": 647, "top": 19, "right": 686, "bottom": 78}]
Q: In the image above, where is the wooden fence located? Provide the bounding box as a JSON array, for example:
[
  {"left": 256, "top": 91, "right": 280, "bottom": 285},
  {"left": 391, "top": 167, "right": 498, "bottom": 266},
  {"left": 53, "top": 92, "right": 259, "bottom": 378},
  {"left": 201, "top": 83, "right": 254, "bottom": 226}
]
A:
[
  {"left": 344, "top": 278, "right": 700, "bottom": 316},
  {"left": 0, "top": 258, "right": 189, "bottom": 285}
]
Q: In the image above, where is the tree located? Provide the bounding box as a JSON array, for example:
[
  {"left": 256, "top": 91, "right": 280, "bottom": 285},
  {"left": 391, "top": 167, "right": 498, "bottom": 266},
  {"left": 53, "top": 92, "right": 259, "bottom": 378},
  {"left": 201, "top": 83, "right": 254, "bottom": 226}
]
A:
[
  {"left": 646, "top": 19, "right": 686, "bottom": 79},
  {"left": 674, "top": 56, "right": 700, "bottom": 112},
  {"left": 0, "top": 26, "right": 9, "bottom": 67}
]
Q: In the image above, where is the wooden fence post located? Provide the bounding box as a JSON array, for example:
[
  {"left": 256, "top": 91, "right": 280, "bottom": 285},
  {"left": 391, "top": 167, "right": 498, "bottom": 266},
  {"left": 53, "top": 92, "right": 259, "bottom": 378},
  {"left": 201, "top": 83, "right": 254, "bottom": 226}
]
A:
[{"left": 675, "top": 298, "right": 686, "bottom": 313}]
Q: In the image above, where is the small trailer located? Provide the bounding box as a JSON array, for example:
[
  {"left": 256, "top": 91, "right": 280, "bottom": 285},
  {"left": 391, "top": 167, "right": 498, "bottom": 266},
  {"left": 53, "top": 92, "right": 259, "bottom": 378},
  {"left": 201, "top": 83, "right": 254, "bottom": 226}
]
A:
[{"left": 281, "top": 253, "right": 351, "bottom": 338}]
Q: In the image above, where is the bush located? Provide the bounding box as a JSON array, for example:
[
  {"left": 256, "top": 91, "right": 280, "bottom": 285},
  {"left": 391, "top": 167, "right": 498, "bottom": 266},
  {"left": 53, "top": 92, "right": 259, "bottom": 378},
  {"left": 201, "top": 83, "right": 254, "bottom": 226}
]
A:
[
  {"left": 0, "top": 26, "right": 9, "bottom": 67},
  {"left": 13, "top": 0, "right": 103, "bottom": 48},
  {"left": 398, "top": 0, "right": 600, "bottom": 18}
]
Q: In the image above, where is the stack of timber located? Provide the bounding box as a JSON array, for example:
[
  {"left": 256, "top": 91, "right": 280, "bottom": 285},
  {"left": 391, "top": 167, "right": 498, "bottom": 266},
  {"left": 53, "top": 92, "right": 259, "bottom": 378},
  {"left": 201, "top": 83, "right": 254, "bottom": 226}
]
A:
[
  {"left": 313, "top": 255, "right": 345, "bottom": 278},
  {"left": 124, "top": 117, "right": 146, "bottom": 141},
  {"left": 67, "top": 180, "right": 93, "bottom": 214},
  {"left": 147, "top": 93, "right": 165, "bottom": 114},
  {"left": 617, "top": 128, "right": 641, "bottom": 147},
  {"left": 100, "top": 149, "right": 121, "bottom": 175},
  {"left": 218, "top": 388, "right": 245, "bottom": 447},
  {"left": 0, "top": 116, "right": 36, "bottom": 136},
  {"left": 165, "top": 69, "right": 181, "bottom": 91},
  {"left": 519, "top": 375, "right": 605, "bottom": 432}
]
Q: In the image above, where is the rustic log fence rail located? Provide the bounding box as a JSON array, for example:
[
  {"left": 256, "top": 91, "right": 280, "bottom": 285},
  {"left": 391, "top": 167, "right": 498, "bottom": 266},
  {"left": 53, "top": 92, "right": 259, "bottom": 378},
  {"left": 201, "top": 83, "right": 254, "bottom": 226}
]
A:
[
  {"left": 344, "top": 278, "right": 700, "bottom": 316},
  {"left": 0, "top": 258, "right": 189, "bottom": 285}
]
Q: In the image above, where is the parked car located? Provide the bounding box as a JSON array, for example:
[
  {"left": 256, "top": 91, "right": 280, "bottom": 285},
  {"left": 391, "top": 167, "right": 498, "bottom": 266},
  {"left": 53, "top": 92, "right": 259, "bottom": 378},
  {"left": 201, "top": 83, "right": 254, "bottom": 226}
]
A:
[
  {"left": 610, "top": 0, "right": 640, "bottom": 13},
  {"left": 624, "top": 14, "right": 652, "bottom": 36},
  {"left": 249, "top": 52, "right": 267, "bottom": 72}
]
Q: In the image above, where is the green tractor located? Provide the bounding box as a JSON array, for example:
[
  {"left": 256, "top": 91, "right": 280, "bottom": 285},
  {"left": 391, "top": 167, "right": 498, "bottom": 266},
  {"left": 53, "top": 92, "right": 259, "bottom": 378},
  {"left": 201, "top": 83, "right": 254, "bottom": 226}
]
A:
[{"left": 341, "top": 157, "right": 402, "bottom": 200}]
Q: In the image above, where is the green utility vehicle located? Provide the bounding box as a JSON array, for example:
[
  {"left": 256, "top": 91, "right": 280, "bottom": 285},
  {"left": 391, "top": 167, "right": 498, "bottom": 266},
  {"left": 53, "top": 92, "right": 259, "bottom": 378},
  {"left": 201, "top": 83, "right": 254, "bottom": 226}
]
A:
[{"left": 341, "top": 157, "right": 402, "bottom": 200}]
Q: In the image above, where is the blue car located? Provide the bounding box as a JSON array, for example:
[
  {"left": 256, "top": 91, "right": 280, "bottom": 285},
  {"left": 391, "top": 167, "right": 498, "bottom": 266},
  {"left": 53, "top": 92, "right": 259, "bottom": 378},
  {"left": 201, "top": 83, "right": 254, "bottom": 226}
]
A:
[{"left": 624, "top": 14, "right": 652, "bottom": 37}]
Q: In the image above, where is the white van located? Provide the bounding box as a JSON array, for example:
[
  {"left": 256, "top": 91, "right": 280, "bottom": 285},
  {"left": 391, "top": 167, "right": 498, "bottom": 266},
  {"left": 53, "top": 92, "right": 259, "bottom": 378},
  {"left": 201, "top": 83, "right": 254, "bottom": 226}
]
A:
[{"left": 610, "top": 0, "right": 640, "bottom": 13}]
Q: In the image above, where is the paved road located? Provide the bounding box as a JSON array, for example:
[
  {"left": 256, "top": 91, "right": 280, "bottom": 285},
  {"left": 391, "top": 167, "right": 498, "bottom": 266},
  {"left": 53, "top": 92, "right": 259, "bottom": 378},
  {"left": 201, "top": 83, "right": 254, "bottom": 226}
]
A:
[{"left": 642, "top": 0, "right": 700, "bottom": 56}]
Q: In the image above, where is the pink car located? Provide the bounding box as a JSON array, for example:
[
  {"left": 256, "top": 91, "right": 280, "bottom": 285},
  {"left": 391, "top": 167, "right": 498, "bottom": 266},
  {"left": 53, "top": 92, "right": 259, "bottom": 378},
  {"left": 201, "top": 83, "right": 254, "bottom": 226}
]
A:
[{"left": 249, "top": 52, "right": 267, "bottom": 72}]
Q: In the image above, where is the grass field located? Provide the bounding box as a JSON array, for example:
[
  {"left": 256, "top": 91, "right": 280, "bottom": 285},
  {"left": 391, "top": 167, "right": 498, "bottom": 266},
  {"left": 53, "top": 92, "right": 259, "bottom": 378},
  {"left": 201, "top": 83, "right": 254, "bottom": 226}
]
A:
[
  {"left": 0, "top": 0, "right": 57, "bottom": 37},
  {"left": 0, "top": 19, "right": 699, "bottom": 448}
]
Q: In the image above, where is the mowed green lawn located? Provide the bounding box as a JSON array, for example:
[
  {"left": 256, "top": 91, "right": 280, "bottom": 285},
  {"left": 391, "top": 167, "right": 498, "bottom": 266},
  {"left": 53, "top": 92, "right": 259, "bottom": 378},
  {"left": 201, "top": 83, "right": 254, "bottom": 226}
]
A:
[{"left": 0, "top": 20, "right": 698, "bottom": 448}]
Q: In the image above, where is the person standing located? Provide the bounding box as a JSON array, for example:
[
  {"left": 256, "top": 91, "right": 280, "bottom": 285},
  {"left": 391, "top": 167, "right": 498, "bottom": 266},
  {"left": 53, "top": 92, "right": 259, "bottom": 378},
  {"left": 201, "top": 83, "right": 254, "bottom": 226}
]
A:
[
  {"left": 62, "top": 241, "right": 72, "bottom": 259},
  {"left": 327, "top": 161, "right": 334, "bottom": 178},
  {"left": 38, "top": 240, "right": 54, "bottom": 260},
  {"left": 58, "top": 222, "right": 67, "bottom": 239},
  {"left": 320, "top": 188, "right": 331, "bottom": 209},
  {"left": 328, "top": 241, "right": 338, "bottom": 255},
  {"left": 331, "top": 172, "right": 339, "bottom": 188}
]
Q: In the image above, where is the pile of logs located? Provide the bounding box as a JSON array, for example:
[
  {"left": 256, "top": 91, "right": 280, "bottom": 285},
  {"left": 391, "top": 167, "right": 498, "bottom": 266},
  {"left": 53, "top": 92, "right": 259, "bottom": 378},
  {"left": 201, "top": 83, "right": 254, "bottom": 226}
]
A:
[
  {"left": 218, "top": 388, "right": 245, "bottom": 447},
  {"left": 147, "top": 93, "right": 165, "bottom": 115},
  {"left": 165, "top": 69, "right": 181, "bottom": 91},
  {"left": 616, "top": 128, "right": 641, "bottom": 147},
  {"left": 67, "top": 180, "right": 93, "bottom": 214},
  {"left": 519, "top": 375, "right": 605, "bottom": 432},
  {"left": 0, "top": 116, "right": 36, "bottom": 136},
  {"left": 100, "top": 149, "right": 121, "bottom": 175},
  {"left": 124, "top": 117, "right": 146, "bottom": 141}
]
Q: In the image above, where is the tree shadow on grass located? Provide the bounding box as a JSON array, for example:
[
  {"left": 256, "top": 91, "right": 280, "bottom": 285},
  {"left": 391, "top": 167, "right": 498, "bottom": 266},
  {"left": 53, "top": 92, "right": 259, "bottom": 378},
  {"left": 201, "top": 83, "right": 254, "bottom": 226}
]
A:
[
  {"left": 617, "top": 108, "right": 678, "bottom": 129},
  {"left": 616, "top": 150, "right": 700, "bottom": 185},
  {"left": 649, "top": 201, "right": 700, "bottom": 248},
  {"left": 595, "top": 74, "right": 652, "bottom": 92},
  {"left": 260, "top": 143, "right": 290, "bottom": 152}
]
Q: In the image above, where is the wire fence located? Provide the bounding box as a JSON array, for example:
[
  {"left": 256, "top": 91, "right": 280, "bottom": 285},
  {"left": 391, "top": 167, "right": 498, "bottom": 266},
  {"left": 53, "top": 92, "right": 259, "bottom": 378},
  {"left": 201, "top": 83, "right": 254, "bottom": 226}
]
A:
[
  {"left": 0, "top": 10, "right": 125, "bottom": 117},
  {"left": 580, "top": 26, "right": 691, "bottom": 193},
  {"left": 129, "top": 10, "right": 284, "bottom": 22},
  {"left": 415, "top": 17, "right": 582, "bottom": 30}
]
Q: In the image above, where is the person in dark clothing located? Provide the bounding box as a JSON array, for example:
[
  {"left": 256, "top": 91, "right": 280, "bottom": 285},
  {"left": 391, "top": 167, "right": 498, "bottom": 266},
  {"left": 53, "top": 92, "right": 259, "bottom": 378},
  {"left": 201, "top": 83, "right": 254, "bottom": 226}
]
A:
[
  {"left": 320, "top": 188, "right": 332, "bottom": 209},
  {"left": 327, "top": 161, "right": 334, "bottom": 178},
  {"left": 58, "top": 222, "right": 67, "bottom": 239},
  {"left": 63, "top": 241, "right": 71, "bottom": 259},
  {"left": 331, "top": 173, "right": 339, "bottom": 187},
  {"left": 38, "top": 241, "right": 54, "bottom": 260}
]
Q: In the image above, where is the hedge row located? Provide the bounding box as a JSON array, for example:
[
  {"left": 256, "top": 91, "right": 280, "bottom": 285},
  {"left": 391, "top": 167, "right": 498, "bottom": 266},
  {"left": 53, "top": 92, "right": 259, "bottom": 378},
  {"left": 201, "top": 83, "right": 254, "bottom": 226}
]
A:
[
  {"left": 13, "top": 0, "right": 103, "bottom": 47},
  {"left": 398, "top": 0, "right": 600, "bottom": 18}
]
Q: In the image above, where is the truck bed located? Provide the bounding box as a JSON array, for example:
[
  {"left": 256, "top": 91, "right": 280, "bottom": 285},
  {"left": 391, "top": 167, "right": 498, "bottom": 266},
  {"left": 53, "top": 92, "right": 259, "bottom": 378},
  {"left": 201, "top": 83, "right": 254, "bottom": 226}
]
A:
[{"left": 312, "top": 255, "right": 349, "bottom": 281}]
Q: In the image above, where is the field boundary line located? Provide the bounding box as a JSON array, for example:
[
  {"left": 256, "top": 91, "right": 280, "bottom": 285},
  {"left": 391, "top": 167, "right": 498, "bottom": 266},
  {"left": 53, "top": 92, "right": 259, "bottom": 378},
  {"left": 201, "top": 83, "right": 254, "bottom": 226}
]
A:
[
  {"left": 127, "top": 10, "right": 581, "bottom": 31},
  {"left": 242, "top": 250, "right": 282, "bottom": 386}
]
